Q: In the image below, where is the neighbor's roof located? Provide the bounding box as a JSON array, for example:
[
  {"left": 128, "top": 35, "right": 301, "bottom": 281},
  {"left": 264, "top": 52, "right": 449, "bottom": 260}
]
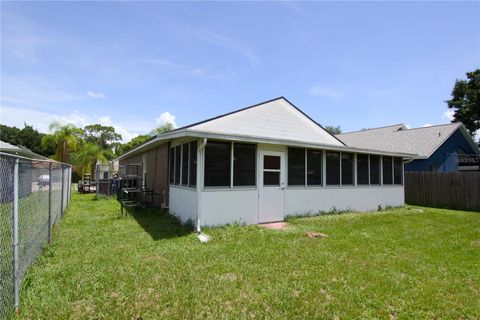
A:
[
  {"left": 115, "top": 97, "right": 417, "bottom": 161},
  {"left": 336, "top": 123, "right": 480, "bottom": 159},
  {"left": 0, "top": 140, "right": 50, "bottom": 160}
]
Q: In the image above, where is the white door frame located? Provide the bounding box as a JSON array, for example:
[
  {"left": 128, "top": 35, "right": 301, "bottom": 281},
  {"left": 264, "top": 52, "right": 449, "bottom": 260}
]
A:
[{"left": 258, "top": 150, "right": 285, "bottom": 223}]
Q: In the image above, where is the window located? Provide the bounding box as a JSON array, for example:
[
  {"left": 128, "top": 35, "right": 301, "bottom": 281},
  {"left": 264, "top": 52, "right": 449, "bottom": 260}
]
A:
[
  {"left": 394, "top": 157, "right": 403, "bottom": 185},
  {"left": 382, "top": 156, "right": 393, "bottom": 185},
  {"left": 288, "top": 148, "right": 305, "bottom": 186},
  {"left": 189, "top": 141, "right": 197, "bottom": 187},
  {"left": 370, "top": 155, "right": 380, "bottom": 185},
  {"left": 326, "top": 151, "right": 340, "bottom": 185},
  {"left": 204, "top": 141, "right": 231, "bottom": 187},
  {"left": 234, "top": 143, "right": 256, "bottom": 186},
  {"left": 263, "top": 155, "right": 281, "bottom": 186},
  {"left": 357, "top": 154, "right": 369, "bottom": 185},
  {"left": 341, "top": 153, "right": 354, "bottom": 185},
  {"left": 263, "top": 172, "right": 280, "bottom": 186},
  {"left": 307, "top": 149, "right": 322, "bottom": 186},
  {"left": 169, "top": 147, "right": 174, "bottom": 184},
  {"left": 174, "top": 146, "right": 181, "bottom": 185},
  {"left": 181, "top": 143, "right": 189, "bottom": 186},
  {"left": 103, "top": 172, "right": 108, "bottom": 179}
]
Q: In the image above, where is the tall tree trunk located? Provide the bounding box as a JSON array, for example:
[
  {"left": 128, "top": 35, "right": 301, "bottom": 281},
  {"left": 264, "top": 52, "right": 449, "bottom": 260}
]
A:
[{"left": 62, "top": 141, "right": 67, "bottom": 163}]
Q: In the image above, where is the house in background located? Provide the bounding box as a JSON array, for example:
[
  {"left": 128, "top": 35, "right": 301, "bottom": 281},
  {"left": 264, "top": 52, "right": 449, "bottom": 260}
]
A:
[
  {"left": 115, "top": 97, "right": 414, "bottom": 228},
  {"left": 337, "top": 123, "right": 480, "bottom": 172}
]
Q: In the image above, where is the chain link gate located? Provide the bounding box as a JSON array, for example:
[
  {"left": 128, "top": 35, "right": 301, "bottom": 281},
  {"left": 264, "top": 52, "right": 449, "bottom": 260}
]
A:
[{"left": 0, "top": 153, "right": 72, "bottom": 318}]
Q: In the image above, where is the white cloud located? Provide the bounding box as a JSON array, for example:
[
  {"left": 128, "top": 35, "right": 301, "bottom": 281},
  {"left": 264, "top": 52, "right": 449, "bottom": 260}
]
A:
[
  {"left": 405, "top": 124, "right": 412, "bottom": 129},
  {"left": 190, "top": 68, "right": 204, "bottom": 76},
  {"left": 309, "top": 85, "right": 345, "bottom": 99},
  {"left": 442, "top": 110, "right": 455, "bottom": 121},
  {"left": 96, "top": 116, "right": 138, "bottom": 142},
  {"left": 422, "top": 123, "right": 433, "bottom": 127},
  {"left": 87, "top": 91, "right": 106, "bottom": 99},
  {"left": 188, "top": 67, "right": 224, "bottom": 80},
  {"left": 155, "top": 111, "right": 177, "bottom": 128},
  {"left": 155, "top": 15, "right": 258, "bottom": 64}
]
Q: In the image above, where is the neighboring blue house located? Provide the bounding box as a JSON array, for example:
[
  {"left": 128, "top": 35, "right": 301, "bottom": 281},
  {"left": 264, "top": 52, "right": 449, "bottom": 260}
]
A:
[{"left": 337, "top": 123, "right": 480, "bottom": 172}]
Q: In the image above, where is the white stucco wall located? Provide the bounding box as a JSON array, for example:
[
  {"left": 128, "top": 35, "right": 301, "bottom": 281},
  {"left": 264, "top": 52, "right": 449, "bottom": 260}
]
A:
[
  {"left": 284, "top": 186, "right": 404, "bottom": 216},
  {"left": 200, "top": 189, "right": 258, "bottom": 226},
  {"left": 169, "top": 186, "right": 197, "bottom": 223}
]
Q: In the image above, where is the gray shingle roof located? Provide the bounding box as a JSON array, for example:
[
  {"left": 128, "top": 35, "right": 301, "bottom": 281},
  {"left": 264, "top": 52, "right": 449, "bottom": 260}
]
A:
[{"left": 336, "top": 123, "right": 478, "bottom": 158}]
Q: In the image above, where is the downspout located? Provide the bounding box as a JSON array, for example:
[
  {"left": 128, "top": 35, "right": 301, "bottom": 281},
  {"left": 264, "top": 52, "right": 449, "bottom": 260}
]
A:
[{"left": 196, "top": 138, "right": 207, "bottom": 233}]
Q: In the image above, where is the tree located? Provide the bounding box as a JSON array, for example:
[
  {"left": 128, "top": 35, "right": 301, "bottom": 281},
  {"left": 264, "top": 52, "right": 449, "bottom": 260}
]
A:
[
  {"left": 41, "top": 122, "right": 83, "bottom": 163},
  {"left": 83, "top": 124, "right": 122, "bottom": 149},
  {"left": 445, "top": 69, "right": 480, "bottom": 139},
  {"left": 115, "top": 122, "right": 175, "bottom": 156},
  {"left": 0, "top": 123, "right": 55, "bottom": 156},
  {"left": 115, "top": 135, "right": 151, "bottom": 156},
  {"left": 323, "top": 125, "right": 342, "bottom": 135},
  {"left": 149, "top": 122, "right": 175, "bottom": 136},
  {"left": 73, "top": 142, "right": 108, "bottom": 179}
]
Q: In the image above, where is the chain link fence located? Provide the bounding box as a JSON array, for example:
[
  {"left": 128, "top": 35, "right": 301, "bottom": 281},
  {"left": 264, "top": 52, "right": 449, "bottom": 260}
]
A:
[{"left": 0, "top": 153, "right": 71, "bottom": 318}]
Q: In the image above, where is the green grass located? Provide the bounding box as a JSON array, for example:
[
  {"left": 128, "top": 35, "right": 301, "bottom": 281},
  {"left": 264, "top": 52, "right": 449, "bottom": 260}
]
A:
[{"left": 14, "top": 193, "right": 480, "bottom": 319}]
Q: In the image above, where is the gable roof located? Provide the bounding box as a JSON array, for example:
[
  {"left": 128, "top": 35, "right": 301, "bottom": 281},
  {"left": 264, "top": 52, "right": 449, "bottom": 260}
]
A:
[
  {"left": 115, "top": 97, "right": 417, "bottom": 161},
  {"left": 177, "top": 97, "right": 345, "bottom": 147},
  {"left": 337, "top": 123, "right": 480, "bottom": 158}
]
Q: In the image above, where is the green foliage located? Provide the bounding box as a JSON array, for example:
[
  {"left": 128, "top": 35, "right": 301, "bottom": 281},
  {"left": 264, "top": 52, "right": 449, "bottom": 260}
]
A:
[
  {"left": 0, "top": 123, "right": 55, "bottom": 157},
  {"left": 149, "top": 122, "right": 175, "bottom": 136},
  {"left": 73, "top": 141, "right": 108, "bottom": 179},
  {"left": 40, "top": 122, "right": 83, "bottom": 162},
  {"left": 445, "top": 69, "right": 480, "bottom": 139},
  {"left": 114, "top": 122, "right": 174, "bottom": 157},
  {"left": 16, "top": 195, "right": 480, "bottom": 319},
  {"left": 323, "top": 125, "right": 342, "bottom": 135},
  {"left": 114, "top": 134, "right": 151, "bottom": 156},
  {"left": 83, "top": 124, "right": 122, "bottom": 160}
]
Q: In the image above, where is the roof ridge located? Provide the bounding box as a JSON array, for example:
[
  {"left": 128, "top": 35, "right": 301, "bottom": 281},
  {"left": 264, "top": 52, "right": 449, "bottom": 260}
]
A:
[
  {"left": 337, "top": 123, "right": 405, "bottom": 135},
  {"left": 395, "top": 122, "right": 460, "bottom": 132}
]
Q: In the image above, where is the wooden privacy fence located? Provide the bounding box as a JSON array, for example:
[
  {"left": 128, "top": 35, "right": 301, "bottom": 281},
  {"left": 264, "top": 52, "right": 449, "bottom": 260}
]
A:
[{"left": 405, "top": 172, "right": 480, "bottom": 211}]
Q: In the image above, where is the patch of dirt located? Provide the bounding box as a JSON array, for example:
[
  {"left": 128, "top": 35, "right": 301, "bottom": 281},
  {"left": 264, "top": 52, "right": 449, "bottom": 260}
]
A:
[
  {"left": 305, "top": 231, "right": 328, "bottom": 239},
  {"left": 471, "top": 240, "right": 480, "bottom": 246},
  {"left": 220, "top": 273, "right": 239, "bottom": 281},
  {"left": 258, "top": 222, "right": 289, "bottom": 230}
]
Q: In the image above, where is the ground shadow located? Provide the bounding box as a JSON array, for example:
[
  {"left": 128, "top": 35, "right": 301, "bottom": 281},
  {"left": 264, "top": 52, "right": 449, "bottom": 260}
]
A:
[{"left": 126, "top": 206, "right": 192, "bottom": 241}]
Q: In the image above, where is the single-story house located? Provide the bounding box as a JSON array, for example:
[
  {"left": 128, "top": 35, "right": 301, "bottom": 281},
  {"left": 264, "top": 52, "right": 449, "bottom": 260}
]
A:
[
  {"left": 336, "top": 123, "right": 480, "bottom": 172},
  {"left": 115, "top": 97, "right": 415, "bottom": 229}
]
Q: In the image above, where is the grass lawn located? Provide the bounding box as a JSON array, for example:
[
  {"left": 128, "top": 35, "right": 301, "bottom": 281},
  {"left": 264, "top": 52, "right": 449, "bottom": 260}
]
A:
[{"left": 14, "top": 193, "right": 480, "bottom": 319}]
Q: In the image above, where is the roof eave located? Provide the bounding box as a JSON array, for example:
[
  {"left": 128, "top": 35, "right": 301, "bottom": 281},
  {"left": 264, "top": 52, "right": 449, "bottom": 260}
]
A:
[{"left": 114, "top": 128, "right": 418, "bottom": 161}]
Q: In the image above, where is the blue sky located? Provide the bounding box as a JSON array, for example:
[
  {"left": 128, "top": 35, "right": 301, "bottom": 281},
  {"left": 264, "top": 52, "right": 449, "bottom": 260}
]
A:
[{"left": 1, "top": 1, "right": 479, "bottom": 142}]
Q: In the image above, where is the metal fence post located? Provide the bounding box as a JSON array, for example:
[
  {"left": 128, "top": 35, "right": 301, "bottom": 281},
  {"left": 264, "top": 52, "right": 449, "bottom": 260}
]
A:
[
  {"left": 12, "top": 158, "right": 20, "bottom": 312},
  {"left": 68, "top": 167, "right": 71, "bottom": 203},
  {"left": 48, "top": 162, "right": 52, "bottom": 243},
  {"left": 60, "top": 165, "right": 65, "bottom": 217}
]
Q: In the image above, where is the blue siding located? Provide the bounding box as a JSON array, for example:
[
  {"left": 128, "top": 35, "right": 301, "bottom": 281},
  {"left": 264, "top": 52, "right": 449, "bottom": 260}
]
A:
[{"left": 405, "top": 129, "right": 478, "bottom": 172}]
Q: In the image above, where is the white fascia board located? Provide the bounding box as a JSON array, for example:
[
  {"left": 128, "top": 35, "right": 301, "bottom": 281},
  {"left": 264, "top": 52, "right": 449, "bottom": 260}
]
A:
[
  {"left": 423, "top": 123, "right": 461, "bottom": 159},
  {"left": 458, "top": 125, "right": 480, "bottom": 155},
  {"left": 115, "top": 128, "right": 418, "bottom": 161},
  {"left": 181, "top": 130, "right": 417, "bottom": 158},
  {"left": 422, "top": 123, "right": 480, "bottom": 158}
]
